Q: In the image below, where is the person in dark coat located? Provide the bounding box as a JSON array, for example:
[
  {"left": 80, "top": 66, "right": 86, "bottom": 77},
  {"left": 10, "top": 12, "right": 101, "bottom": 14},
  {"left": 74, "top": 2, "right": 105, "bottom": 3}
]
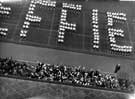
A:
[{"left": 114, "top": 64, "right": 121, "bottom": 73}]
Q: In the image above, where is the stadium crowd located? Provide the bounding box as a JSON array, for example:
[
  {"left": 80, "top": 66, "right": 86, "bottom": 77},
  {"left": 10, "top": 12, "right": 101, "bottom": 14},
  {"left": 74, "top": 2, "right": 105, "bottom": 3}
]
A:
[{"left": 0, "top": 57, "right": 134, "bottom": 92}]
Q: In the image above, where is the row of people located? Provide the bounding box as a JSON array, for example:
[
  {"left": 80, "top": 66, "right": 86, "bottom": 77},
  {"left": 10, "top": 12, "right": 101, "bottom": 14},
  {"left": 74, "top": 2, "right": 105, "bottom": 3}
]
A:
[{"left": 0, "top": 57, "right": 133, "bottom": 91}]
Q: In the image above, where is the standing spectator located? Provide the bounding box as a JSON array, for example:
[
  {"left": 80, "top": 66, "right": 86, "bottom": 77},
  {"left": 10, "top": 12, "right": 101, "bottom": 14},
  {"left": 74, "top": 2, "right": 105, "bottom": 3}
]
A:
[{"left": 114, "top": 64, "right": 121, "bottom": 73}]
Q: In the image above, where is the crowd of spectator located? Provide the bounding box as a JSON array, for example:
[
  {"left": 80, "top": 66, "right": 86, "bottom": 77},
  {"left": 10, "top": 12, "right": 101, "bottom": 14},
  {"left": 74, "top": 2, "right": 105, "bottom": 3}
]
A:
[{"left": 0, "top": 57, "right": 134, "bottom": 92}]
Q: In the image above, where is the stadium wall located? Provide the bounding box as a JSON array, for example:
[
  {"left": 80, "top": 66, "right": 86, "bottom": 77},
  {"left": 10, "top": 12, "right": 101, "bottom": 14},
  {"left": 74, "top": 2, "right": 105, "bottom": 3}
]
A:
[{"left": 0, "top": 76, "right": 129, "bottom": 99}]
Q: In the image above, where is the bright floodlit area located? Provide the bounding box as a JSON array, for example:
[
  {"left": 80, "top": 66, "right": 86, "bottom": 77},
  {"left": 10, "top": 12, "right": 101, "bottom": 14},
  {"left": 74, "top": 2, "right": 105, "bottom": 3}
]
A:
[
  {"left": 120, "top": 0, "right": 135, "bottom": 1},
  {"left": 128, "top": 92, "right": 135, "bottom": 99}
]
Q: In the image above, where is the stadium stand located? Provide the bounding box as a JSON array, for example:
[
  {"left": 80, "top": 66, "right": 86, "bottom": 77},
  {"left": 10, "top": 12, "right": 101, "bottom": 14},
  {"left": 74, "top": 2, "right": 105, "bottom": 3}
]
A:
[{"left": 0, "top": 57, "right": 134, "bottom": 93}]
